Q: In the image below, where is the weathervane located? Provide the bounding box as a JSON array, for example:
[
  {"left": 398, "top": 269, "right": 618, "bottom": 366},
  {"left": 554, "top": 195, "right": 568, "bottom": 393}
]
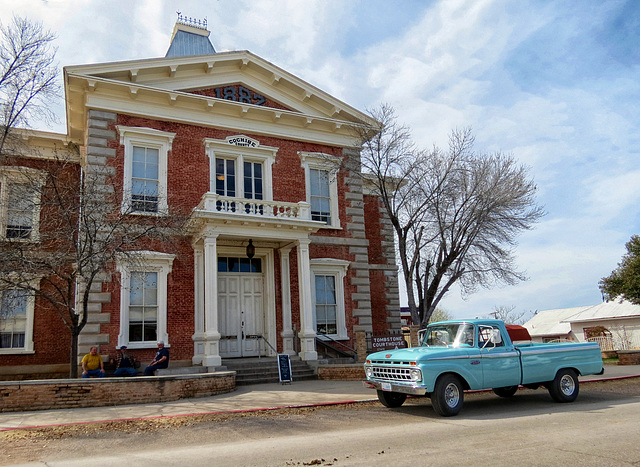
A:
[{"left": 176, "top": 11, "right": 207, "bottom": 30}]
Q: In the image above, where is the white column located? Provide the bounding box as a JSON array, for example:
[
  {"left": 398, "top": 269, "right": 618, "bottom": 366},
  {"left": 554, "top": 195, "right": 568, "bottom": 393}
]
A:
[
  {"left": 279, "top": 246, "right": 295, "bottom": 355},
  {"left": 297, "top": 238, "right": 317, "bottom": 360},
  {"left": 191, "top": 243, "right": 205, "bottom": 364},
  {"left": 203, "top": 233, "right": 222, "bottom": 367}
]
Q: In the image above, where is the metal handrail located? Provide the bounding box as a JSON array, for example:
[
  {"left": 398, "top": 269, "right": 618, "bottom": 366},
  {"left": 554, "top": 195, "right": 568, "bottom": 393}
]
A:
[
  {"left": 255, "top": 334, "right": 278, "bottom": 358},
  {"left": 316, "top": 332, "right": 357, "bottom": 360}
]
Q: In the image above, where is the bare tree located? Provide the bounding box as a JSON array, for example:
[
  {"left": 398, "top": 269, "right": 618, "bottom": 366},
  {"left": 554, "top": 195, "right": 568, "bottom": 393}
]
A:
[
  {"left": 0, "top": 15, "right": 59, "bottom": 156},
  {"left": 0, "top": 149, "right": 187, "bottom": 377},
  {"left": 355, "top": 104, "right": 437, "bottom": 327},
  {"left": 485, "top": 305, "right": 533, "bottom": 325},
  {"left": 357, "top": 104, "right": 544, "bottom": 327}
]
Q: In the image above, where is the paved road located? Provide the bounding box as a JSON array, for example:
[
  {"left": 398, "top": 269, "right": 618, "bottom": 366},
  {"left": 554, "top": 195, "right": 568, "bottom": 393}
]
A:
[{"left": 4, "top": 378, "right": 640, "bottom": 466}]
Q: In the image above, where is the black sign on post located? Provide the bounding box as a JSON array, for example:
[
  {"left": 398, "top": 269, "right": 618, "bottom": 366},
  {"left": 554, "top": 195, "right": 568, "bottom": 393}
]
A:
[
  {"left": 277, "top": 354, "right": 292, "bottom": 384},
  {"left": 371, "top": 335, "right": 407, "bottom": 351}
]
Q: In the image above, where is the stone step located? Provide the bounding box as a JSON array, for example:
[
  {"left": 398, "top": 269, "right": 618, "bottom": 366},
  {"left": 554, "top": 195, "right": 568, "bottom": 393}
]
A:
[
  {"left": 222, "top": 357, "right": 317, "bottom": 386},
  {"left": 223, "top": 361, "right": 311, "bottom": 371}
]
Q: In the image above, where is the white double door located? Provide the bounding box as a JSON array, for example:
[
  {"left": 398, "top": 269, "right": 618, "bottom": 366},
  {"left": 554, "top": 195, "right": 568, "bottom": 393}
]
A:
[{"left": 218, "top": 273, "right": 266, "bottom": 358}]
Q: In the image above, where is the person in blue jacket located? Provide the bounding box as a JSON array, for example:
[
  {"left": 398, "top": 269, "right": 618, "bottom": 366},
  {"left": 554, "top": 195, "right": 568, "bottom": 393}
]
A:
[{"left": 144, "top": 341, "right": 169, "bottom": 376}]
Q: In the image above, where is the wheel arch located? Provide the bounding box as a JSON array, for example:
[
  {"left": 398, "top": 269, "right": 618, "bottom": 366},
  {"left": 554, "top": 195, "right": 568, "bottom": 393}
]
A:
[
  {"left": 435, "top": 371, "right": 471, "bottom": 391},
  {"left": 555, "top": 366, "right": 582, "bottom": 378}
]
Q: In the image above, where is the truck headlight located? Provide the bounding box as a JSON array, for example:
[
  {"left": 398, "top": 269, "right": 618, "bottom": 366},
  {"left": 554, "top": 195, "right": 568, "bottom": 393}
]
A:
[
  {"left": 410, "top": 368, "right": 422, "bottom": 381},
  {"left": 365, "top": 367, "right": 373, "bottom": 378}
]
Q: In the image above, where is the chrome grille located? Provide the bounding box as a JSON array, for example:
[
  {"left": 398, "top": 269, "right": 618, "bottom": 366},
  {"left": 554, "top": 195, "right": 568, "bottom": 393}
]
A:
[{"left": 370, "top": 366, "right": 413, "bottom": 382}]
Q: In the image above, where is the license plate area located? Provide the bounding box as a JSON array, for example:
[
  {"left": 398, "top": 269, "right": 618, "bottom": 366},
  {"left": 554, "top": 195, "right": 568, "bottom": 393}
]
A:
[{"left": 382, "top": 382, "right": 392, "bottom": 391}]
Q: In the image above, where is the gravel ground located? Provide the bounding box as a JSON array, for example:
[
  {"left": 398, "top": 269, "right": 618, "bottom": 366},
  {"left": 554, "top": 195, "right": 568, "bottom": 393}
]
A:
[{"left": 2, "top": 378, "right": 639, "bottom": 465}]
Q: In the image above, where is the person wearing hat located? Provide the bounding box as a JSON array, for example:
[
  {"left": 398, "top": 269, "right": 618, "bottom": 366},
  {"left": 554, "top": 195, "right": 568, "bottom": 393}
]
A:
[
  {"left": 112, "top": 345, "right": 138, "bottom": 377},
  {"left": 144, "top": 341, "right": 170, "bottom": 376}
]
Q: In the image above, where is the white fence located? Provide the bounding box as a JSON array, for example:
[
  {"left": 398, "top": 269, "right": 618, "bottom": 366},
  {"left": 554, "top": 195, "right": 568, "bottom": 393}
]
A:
[{"left": 587, "top": 335, "right": 640, "bottom": 351}]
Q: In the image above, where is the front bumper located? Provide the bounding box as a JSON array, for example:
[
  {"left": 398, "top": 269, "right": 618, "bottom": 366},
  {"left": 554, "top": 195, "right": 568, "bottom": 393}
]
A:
[{"left": 363, "top": 380, "right": 429, "bottom": 396}]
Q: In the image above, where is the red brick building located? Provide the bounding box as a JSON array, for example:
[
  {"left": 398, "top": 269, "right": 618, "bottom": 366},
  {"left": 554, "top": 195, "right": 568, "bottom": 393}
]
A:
[{"left": 0, "top": 19, "right": 400, "bottom": 378}]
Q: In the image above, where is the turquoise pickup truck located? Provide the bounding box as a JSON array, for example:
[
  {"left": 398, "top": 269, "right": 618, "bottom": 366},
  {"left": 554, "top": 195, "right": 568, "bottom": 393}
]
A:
[{"left": 363, "top": 319, "right": 604, "bottom": 416}]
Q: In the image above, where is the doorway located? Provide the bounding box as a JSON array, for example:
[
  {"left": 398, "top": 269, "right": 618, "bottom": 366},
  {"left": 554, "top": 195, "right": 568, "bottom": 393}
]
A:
[{"left": 218, "top": 257, "right": 266, "bottom": 358}]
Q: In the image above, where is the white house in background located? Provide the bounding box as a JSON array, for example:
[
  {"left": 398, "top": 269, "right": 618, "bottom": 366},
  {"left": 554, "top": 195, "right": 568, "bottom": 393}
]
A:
[
  {"left": 523, "top": 306, "right": 589, "bottom": 342},
  {"left": 524, "top": 300, "right": 640, "bottom": 351}
]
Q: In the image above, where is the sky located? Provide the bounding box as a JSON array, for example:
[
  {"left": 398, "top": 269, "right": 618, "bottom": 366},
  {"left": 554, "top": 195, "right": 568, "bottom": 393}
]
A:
[{"left": 2, "top": 0, "right": 639, "bottom": 321}]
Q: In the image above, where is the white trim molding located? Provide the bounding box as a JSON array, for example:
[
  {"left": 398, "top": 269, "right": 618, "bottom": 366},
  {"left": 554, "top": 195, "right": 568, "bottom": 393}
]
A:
[
  {"left": 0, "top": 278, "right": 38, "bottom": 354},
  {"left": 116, "top": 251, "right": 175, "bottom": 349},
  {"left": 0, "top": 167, "right": 46, "bottom": 243},
  {"left": 116, "top": 125, "right": 176, "bottom": 216},
  {"left": 204, "top": 136, "right": 278, "bottom": 201},
  {"left": 299, "top": 152, "right": 342, "bottom": 229},
  {"left": 310, "top": 258, "right": 350, "bottom": 340}
]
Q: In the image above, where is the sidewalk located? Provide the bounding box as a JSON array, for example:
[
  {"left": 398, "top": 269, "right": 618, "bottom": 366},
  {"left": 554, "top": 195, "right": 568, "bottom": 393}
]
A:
[{"left": 1, "top": 364, "right": 639, "bottom": 431}]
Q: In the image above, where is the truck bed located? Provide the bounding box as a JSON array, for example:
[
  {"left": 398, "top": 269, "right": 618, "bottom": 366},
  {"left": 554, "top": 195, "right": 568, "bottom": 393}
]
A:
[{"left": 515, "top": 341, "right": 603, "bottom": 384}]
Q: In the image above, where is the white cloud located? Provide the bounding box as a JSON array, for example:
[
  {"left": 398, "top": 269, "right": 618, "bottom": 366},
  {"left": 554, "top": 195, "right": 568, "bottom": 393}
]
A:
[{"left": 585, "top": 170, "right": 640, "bottom": 224}]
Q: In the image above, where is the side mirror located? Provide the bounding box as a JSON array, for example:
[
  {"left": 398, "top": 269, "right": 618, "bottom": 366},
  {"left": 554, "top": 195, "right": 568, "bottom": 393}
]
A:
[
  {"left": 418, "top": 329, "right": 428, "bottom": 345},
  {"left": 491, "top": 329, "right": 503, "bottom": 344}
]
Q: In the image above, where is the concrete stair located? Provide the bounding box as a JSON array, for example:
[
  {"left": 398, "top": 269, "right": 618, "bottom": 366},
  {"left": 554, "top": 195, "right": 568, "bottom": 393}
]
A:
[{"left": 222, "top": 357, "right": 316, "bottom": 385}]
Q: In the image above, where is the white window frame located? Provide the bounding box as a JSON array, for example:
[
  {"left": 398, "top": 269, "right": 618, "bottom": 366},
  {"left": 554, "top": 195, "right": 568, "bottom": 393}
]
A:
[
  {"left": 116, "top": 251, "right": 175, "bottom": 349},
  {"left": 310, "top": 258, "right": 350, "bottom": 340},
  {"left": 117, "top": 126, "right": 175, "bottom": 216},
  {"left": 0, "top": 280, "right": 38, "bottom": 355},
  {"left": 299, "top": 152, "right": 341, "bottom": 228},
  {"left": 204, "top": 136, "right": 277, "bottom": 201},
  {"left": 0, "top": 167, "right": 45, "bottom": 242}
]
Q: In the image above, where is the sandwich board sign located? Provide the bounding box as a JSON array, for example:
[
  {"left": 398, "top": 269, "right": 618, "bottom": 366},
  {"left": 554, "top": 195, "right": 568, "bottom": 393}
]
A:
[{"left": 277, "top": 354, "right": 292, "bottom": 384}]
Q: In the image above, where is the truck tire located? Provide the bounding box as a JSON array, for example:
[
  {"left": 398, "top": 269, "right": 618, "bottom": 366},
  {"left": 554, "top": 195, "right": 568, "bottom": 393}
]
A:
[
  {"left": 493, "top": 386, "right": 518, "bottom": 398},
  {"left": 547, "top": 368, "right": 579, "bottom": 403},
  {"left": 377, "top": 390, "right": 407, "bottom": 408},
  {"left": 431, "top": 374, "right": 464, "bottom": 417}
]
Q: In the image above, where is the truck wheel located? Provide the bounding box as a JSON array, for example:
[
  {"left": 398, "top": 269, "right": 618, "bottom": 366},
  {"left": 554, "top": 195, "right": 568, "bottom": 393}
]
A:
[
  {"left": 548, "top": 369, "right": 579, "bottom": 403},
  {"left": 377, "top": 390, "right": 407, "bottom": 408},
  {"left": 493, "top": 386, "right": 518, "bottom": 398},
  {"left": 431, "top": 374, "right": 464, "bottom": 416}
]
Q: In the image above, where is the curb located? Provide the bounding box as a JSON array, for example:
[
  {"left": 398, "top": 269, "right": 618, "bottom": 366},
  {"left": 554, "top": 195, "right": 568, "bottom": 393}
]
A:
[{"left": 0, "top": 399, "right": 379, "bottom": 432}]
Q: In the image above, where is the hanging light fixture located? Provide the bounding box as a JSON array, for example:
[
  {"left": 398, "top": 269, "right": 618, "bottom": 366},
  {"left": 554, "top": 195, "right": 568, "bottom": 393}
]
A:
[{"left": 246, "top": 239, "right": 255, "bottom": 259}]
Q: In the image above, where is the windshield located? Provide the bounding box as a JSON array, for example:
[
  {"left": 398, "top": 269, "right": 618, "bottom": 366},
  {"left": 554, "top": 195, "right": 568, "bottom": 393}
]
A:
[{"left": 420, "top": 323, "right": 475, "bottom": 348}]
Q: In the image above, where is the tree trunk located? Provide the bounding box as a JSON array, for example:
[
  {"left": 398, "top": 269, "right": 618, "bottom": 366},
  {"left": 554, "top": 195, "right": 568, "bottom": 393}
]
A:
[{"left": 69, "top": 330, "right": 79, "bottom": 378}]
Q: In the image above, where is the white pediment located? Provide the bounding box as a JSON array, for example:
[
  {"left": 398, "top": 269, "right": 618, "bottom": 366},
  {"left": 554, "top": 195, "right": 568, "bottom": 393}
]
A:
[
  {"left": 64, "top": 50, "right": 378, "bottom": 146},
  {"left": 65, "top": 50, "right": 373, "bottom": 124}
]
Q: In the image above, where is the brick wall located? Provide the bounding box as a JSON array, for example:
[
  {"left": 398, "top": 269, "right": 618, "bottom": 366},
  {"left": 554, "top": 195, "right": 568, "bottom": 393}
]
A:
[
  {"left": 618, "top": 350, "right": 640, "bottom": 365},
  {"left": 110, "top": 114, "right": 346, "bottom": 214},
  {"left": 317, "top": 364, "right": 365, "bottom": 381},
  {"left": 0, "top": 156, "right": 78, "bottom": 370},
  {"left": 0, "top": 372, "right": 235, "bottom": 412},
  {"left": 98, "top": 114, "right": 359, "bottom": 354}
]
